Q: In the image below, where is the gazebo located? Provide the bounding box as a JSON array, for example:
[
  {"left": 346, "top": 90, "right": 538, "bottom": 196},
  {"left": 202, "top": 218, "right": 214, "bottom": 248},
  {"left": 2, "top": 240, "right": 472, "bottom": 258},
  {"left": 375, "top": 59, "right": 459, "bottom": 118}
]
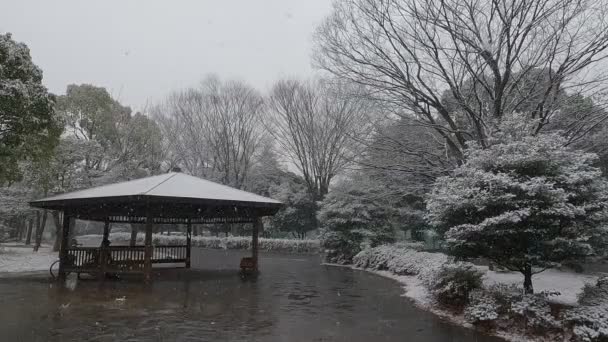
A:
[{"left": 29, "top": 172, "right": 282, "bottom": 283}]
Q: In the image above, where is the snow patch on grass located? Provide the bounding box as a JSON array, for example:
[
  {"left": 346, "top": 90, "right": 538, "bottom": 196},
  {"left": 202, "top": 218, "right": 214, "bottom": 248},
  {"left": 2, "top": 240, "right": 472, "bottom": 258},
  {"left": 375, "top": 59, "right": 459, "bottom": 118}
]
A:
[
  {"left": 0, "top": 244, "right": 55, "bottom": 273},
  {"left": 480, "top": 266, "right": 598, "bottom": 306}
]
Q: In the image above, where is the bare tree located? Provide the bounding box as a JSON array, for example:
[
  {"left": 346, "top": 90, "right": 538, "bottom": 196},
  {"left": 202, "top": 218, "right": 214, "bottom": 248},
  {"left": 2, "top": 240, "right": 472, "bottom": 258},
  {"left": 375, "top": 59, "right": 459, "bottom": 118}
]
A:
[
  {"left": 267, "top": 78, "right": 372, "bottom": 200},
  {"left": 152, "top": 76, "right": 265, "bottom": 188},
  {"left": 359, "top": 117, "right": 456, "bottom": 191},
  {"left": 315, "top": 0, "right": 608, "bottom": 165}
]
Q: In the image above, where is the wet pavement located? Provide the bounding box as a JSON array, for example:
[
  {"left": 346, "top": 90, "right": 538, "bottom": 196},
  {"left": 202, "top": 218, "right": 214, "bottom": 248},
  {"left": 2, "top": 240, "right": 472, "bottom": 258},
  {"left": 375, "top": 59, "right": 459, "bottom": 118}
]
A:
[{"left": 0, "top": 248, "right": 502, "bottom": 341}]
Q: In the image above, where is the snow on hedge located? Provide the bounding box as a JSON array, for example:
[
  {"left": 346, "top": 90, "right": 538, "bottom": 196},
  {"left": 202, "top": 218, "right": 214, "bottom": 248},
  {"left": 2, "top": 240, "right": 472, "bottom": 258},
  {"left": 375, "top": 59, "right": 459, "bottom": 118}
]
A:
[
  {"left": 352, "top": 242, "right": 447, "bottom": 281},
  {"left": 82, "top": 233, "right": 320, "bottom": 254}
]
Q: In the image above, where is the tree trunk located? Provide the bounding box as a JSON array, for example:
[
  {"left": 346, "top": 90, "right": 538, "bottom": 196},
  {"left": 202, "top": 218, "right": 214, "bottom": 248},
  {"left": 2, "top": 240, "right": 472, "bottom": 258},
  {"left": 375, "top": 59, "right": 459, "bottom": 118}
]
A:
[
  {"left": 130, "top": 224, "right": 138, "bottom": 246},
  {"left": 25, "top": 218, "right": 34, "bottom": 245},
  {"left": 523, "top": 264, "right": 534, "bottom": 294},
  {"left": 52, "top": 211, "right": 62, "bottom": 252},
  {"left": 33, "top": 210, "right": 48, "bottom": 252},
  {"left": 68, "top": 217, "right": 76, "bottom": 241},
  {"left": 33, "top": 211, "right": 41, "bottom": 250},
  {"left": 17, "top": 218, "right": 24, "bottom": 241}
]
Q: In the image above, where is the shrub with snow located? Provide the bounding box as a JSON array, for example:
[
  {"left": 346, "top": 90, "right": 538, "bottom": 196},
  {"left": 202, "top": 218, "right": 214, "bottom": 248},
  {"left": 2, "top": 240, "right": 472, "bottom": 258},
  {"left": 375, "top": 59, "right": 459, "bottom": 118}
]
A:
[
  {"left": 425, "top": 263, "right": 484, "bottom": 308},
  {"left": 565, "top": 276, "right": 608, "bottom": 342},
  {"left": 509, "top": 294, "right": 562, "bottom": 333},
  {"left": 577, "top": 276, "right": 608, "bottom": 306},
  {"left": 464, "top": 289, "right": 499, "bottom": 325},
  {"left": 465, "top": 283, "right": 564, "bottom": 335},
  {"left": 569, "top": 307, "right": 608, "bottom": 342}
]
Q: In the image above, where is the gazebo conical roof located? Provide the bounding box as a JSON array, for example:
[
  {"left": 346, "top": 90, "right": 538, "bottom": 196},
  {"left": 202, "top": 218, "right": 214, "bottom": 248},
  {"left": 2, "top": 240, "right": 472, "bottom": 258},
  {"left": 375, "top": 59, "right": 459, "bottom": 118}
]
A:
[{"left": 30, "top": 172, "right": 281, "bottom": 224}]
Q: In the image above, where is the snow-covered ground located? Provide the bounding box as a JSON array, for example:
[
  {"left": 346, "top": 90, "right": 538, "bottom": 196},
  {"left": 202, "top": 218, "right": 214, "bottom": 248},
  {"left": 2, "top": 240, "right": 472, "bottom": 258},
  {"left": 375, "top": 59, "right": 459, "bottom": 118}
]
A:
[
  {"left": 0, "top": 244, "right": 56, "bottom": 273},
  {"left": 380, "top": 268, "right": 599, "bottom": 308},
  {"left": 480, "top": 267, "right": 599, "bottom": 305}
]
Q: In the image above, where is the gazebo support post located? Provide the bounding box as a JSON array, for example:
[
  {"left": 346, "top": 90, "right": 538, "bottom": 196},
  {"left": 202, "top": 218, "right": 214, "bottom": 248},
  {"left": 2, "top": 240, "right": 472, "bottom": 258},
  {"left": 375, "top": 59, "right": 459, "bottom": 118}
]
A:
[
  {"left": 99, "top": 218, "right": 110, "bottom": 280},
  {"left": 57, "top": 211, "right": 71, "bottom": 282},
  {"left": 144, "top": 212, "right": 153, "bottom": 284},
  {"left": 252, "top": 217, "right": 262, "bottom": 272},
  {"left": 102, "top": 219, "right": 111, "bottom": 245},
  {"left": 186, "top": 219, "right": 192, "bottom": 268}
]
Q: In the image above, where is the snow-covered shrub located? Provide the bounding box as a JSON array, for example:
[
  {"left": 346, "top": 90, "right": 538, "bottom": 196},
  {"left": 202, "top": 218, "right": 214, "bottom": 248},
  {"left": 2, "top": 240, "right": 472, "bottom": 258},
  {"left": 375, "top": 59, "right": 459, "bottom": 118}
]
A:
[
  {"left": 473, "top": 283, "right": 564, "bottom": 335},
  {"left": 464, "top": 289, "right": 499, "bottom": 325},
  {"left": 352, "top": 245, "right": 392, "bottom": 270},
  {"left": 578, "top": 276, "right": 608, "bottom": 306},
  {"left": 568, "top": 306, "right": 608, "bottom": 342},
  {"left": 482, "top": 283, "right": 524, "bottom": 317},
  {"left": 318, "top": 177, "right": 398, "bottom": 263},
  {"left": 352, "top": 244, "right": 448, "bottom": 278},
  {"left": 319, "top": 230, "right": 359, "bottom": 264},
  {"left": 425, "top": 263, "right": 484, "bottom": 308},
  {"left": 510, "top": 294, "right": 562, "bottom": 333},
  {"left": 565, "top": 276, "right": 608, "bottom": 342}
]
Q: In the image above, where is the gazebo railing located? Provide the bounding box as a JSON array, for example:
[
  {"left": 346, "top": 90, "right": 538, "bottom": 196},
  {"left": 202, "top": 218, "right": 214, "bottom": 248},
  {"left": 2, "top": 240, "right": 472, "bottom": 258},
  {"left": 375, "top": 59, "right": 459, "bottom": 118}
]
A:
[
  {"left": 65, "top": 244, "right": 188, "bottom": 274},
  {"left": 153, "top": 245, "right": 187, "bottom": 263}
]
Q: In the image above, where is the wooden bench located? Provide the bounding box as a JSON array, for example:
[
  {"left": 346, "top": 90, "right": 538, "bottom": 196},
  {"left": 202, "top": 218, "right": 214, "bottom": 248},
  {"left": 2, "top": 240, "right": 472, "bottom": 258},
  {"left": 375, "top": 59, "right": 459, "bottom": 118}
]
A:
[{"left": 240, "top": 257, "right": 257, "bottom": 273}]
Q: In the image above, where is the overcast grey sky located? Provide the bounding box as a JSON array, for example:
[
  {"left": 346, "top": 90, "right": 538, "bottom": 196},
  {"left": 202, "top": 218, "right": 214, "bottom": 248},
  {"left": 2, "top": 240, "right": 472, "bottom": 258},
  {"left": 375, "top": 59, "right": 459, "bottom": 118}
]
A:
[{"left": 0, "top": 0, "right": 332, "bottom": 111}]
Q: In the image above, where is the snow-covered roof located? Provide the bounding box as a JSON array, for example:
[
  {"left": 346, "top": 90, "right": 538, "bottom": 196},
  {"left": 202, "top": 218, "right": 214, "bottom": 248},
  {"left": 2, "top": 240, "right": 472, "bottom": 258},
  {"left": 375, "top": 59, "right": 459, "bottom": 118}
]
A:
[{"left": 30, "top": 172, "right": 281, "bottom": 210}]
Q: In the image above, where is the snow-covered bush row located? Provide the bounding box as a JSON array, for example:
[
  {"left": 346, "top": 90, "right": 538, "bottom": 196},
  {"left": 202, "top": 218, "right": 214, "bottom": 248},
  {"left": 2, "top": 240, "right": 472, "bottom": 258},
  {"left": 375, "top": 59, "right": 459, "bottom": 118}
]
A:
[
  {"left": 105, "top": 232, "right": 320, "bottom": 254},
  {"left": 352, "top": 243, "right": 448, "bottom": 280}
]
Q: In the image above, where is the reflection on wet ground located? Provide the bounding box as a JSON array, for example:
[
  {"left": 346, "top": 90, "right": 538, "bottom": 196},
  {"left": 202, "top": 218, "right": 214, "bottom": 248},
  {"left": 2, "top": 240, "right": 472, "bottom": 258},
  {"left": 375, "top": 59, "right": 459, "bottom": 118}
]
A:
[{"left": 0, "top": 248, "right": 503, "bottom": 341}]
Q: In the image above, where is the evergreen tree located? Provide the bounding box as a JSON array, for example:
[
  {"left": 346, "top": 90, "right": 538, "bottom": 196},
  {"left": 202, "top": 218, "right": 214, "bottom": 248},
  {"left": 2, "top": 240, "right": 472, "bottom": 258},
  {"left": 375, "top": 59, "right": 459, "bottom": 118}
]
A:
[
  {"left": 319, "top": 176, "right": 397, "bottom": 263},
  {"left": 269, "top": 176, "right": 317, "bottom": 239},
  {"left": 427, "top": 117, "right": 608, "bottom": 293},
  {"left": 0, "top": 33, "right": 60, "bottom": 183}
]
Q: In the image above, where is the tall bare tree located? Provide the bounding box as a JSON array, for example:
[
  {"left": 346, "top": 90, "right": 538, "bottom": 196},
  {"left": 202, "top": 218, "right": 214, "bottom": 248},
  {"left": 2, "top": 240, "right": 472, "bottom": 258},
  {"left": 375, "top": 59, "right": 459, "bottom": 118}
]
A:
[
  {"left": 315, "top": 0, "right": 608, "bottom": 166},
  {"left": 153, "top": 76, "right": 265, "bottom": 189},
  {"left": 267, "top": 78, "right": 372, "bottom": 199}
]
